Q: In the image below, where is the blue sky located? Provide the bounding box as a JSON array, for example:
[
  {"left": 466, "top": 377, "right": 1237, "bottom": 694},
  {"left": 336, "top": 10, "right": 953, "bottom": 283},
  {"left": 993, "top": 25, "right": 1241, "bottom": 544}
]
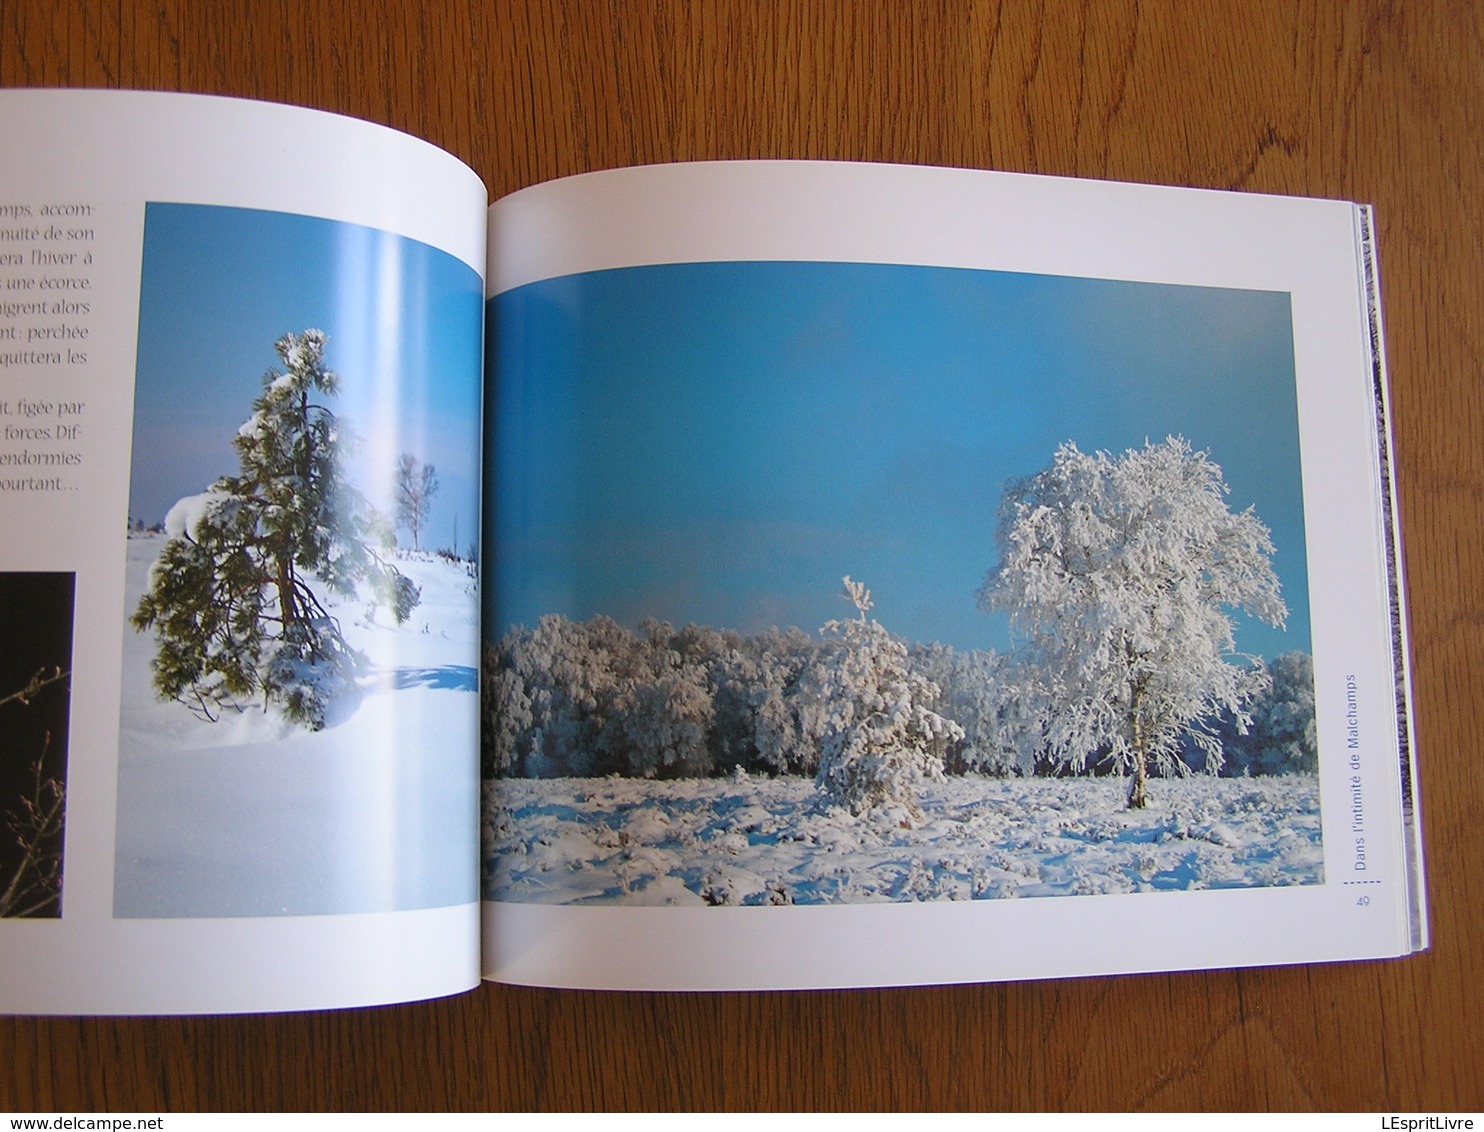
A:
[
  {"left": 487, "top": 260, "right": 1310, "bottom": 660},
  {"left": 130, "top": 204, "right": 482, "bottom": 555}
]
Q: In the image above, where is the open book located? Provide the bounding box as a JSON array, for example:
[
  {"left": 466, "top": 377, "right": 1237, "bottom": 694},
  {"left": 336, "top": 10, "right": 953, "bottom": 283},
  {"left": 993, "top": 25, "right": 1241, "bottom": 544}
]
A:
[{"left": 0, "top": 90, "right": 1426, "bottom": 1014}]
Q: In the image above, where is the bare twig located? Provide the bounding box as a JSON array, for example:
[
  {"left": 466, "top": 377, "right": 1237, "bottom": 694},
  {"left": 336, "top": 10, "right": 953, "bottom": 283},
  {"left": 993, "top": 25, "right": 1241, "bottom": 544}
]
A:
[
  {"left": 0, "top": 736, "right": 65, "bottom": 918},
  {"left": 0, "top": 666, "right": 70, "bottom": 710}
]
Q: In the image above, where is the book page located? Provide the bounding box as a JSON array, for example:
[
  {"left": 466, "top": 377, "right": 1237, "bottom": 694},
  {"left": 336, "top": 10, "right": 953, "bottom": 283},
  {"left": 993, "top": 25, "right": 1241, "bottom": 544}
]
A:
[
  {"left": 482, "top": 161, "right": 1421, "bottom": 990},
  {"left": 0, "top": 90, "right": 486, "bottom": 1013}
]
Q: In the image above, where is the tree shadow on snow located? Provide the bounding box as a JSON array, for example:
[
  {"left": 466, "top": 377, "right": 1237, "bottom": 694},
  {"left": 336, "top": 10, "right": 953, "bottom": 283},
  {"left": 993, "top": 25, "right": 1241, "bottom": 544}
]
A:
[{"left": 371, "top": 665, "right": 478, "bottom": 694}]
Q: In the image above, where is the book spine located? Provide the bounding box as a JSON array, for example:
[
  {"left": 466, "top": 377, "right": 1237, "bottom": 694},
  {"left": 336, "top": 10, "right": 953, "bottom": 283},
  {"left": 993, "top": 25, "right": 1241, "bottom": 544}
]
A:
[{"left": 1357, "top": 203, "right": 1428, "bottom": 951}]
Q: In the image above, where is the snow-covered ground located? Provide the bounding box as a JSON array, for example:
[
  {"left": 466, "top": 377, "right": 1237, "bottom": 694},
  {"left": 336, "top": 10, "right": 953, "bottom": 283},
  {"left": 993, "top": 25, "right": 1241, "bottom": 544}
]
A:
[
  {"left": 484, "top": 772, "right": 1323, "bottom": 906},
  {"left": 114, "top": 534, "right": 479, "bottom": 918}
]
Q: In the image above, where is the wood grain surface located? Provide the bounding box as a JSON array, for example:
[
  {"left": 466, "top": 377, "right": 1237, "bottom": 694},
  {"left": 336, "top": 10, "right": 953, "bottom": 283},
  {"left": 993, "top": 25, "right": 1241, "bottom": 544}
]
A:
[{"left": 2, "top": 0, "right": 1480, "bottom": 1112}]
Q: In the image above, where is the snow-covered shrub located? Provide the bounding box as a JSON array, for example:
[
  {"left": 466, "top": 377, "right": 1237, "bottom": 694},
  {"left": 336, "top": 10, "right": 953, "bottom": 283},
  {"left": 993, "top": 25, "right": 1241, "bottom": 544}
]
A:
[{"left": 808, "top": 579, "right": 962, "bottom": 817}]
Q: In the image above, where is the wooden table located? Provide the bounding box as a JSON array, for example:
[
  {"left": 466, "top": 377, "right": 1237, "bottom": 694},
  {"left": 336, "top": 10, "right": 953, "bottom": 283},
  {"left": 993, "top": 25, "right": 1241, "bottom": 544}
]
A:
[{"left": 2, "top": 0, "right": 1480, "bottom": 1112}]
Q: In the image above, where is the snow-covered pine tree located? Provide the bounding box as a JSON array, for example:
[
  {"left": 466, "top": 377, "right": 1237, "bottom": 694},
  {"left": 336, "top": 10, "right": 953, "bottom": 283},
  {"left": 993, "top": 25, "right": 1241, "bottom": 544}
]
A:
[
  {"left": 132, "top": 329, "right": 420, "bottom": 730},
  {"left": 979, "top": 438, "right": 1286, "bottom": 807},
  {"left": 809, "top": 578, "right": 962, "bottom": 818}
]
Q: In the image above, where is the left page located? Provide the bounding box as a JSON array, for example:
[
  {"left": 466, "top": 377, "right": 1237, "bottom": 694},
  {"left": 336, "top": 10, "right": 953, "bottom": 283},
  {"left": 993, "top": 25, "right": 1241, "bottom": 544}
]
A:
[{"left": 0, "top": 90, "right": 486, "bottom": 1013}]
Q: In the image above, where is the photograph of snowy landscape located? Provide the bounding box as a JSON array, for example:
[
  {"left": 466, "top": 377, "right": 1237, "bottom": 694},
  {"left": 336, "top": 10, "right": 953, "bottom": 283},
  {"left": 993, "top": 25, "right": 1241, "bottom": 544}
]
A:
[
  {"left": 482, "top": 260, "right": 1322, "bottom": 907},
  {"left": 117, "top": 203, "right": 482, "bottom": 918}
]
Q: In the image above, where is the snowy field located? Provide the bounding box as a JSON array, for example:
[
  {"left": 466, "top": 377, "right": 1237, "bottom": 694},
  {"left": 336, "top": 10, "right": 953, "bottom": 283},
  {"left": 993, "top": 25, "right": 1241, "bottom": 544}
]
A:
[
  {"left": 115, "top": 534, "right": 479, "bottom": 918},
  {"left": 484, "top": 773, "right": 1323, "bottom": 906}
]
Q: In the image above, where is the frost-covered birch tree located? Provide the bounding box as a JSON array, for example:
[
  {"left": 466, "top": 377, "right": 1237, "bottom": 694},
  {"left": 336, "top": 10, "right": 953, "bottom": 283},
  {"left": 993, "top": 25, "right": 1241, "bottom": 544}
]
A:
[
  {"left": 395, "top": 453, "right": 438, "bottom": 551},
  {"left": 132, "top": 329, "right": 420, "bottom": 730},
  {"left": 979, "top": 438, "right": 1286, "bottom": 807}
]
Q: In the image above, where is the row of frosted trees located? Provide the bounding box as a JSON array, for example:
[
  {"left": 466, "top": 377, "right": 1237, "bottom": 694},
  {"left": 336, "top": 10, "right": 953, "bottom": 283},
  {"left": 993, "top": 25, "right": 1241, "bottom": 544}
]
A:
[
  {"left": 481, "top": 610, "right": 1316, "bottom": 784},
  {"left": 484, "top": 438, "right": 1319, "bottom": 806}
]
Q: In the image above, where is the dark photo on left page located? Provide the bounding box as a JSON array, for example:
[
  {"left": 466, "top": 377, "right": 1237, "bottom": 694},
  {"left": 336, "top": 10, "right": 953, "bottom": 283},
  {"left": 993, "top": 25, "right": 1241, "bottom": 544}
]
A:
[{"left": 0, "top": 571, "right": 74, "bottom": 919}]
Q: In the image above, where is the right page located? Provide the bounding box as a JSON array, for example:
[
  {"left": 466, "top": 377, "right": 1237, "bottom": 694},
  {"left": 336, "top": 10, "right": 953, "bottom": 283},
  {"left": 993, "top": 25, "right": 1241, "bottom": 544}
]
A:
[{"left": 480, "top": 161, "right": 1425, "bottom": 990}]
